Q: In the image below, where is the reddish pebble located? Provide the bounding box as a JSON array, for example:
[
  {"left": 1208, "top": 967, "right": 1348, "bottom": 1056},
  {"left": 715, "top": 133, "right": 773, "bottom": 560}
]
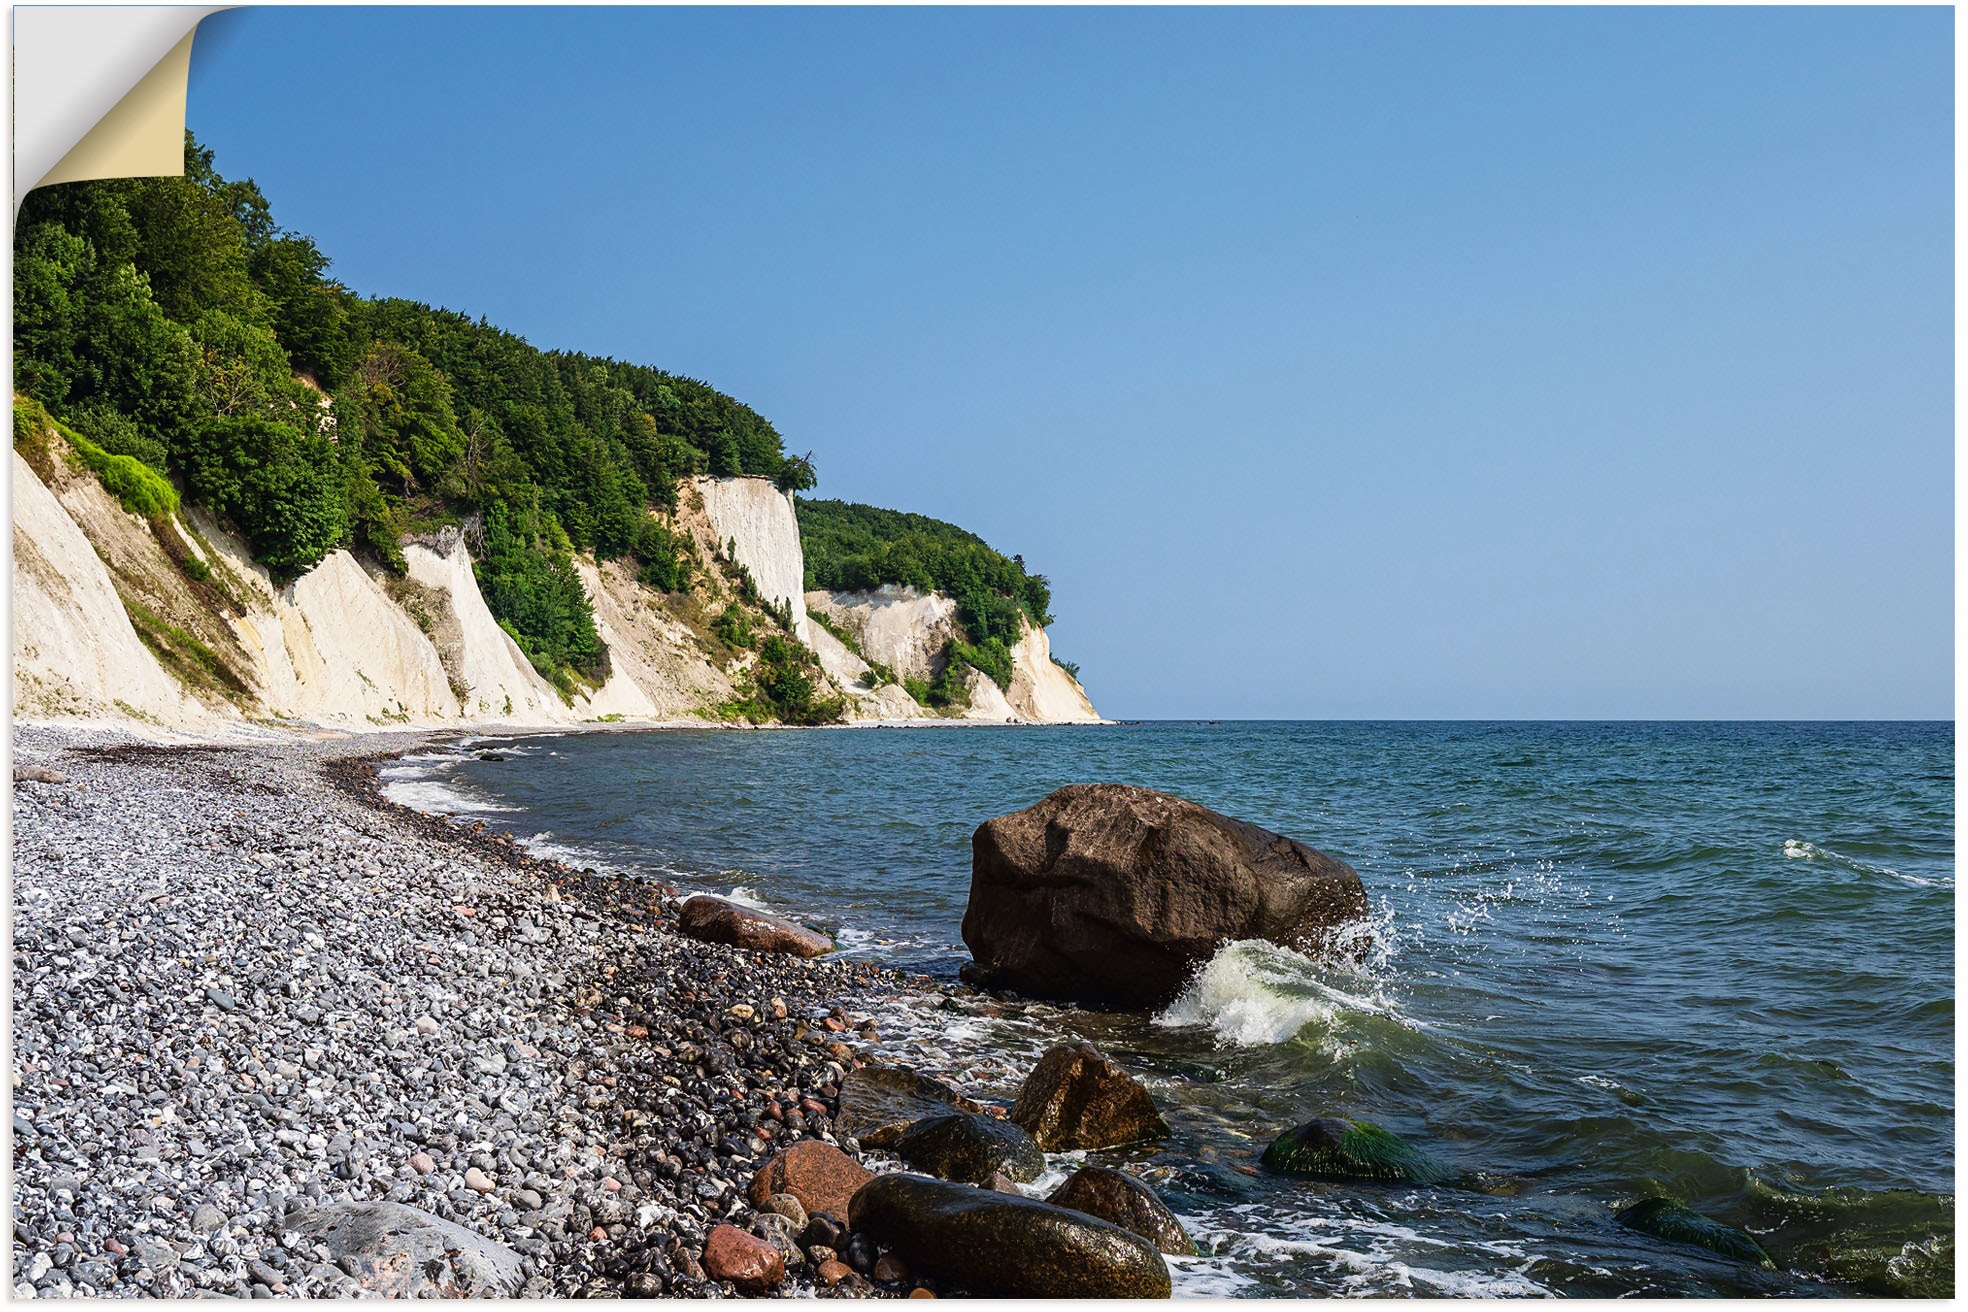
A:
[
  {"left": 822, "top": 1017, "right": 847, "bottom": 1032},
  {"left": 590, "top": 1226, "right": 607, "bottom": 1241},
  {"left": 800, "top": 1098, "right": 829, "bottom": 1119},
  {"left": 702, "top": 1223, "right": 786, "bottom": 1293},
  {"left": 104, "top": 1239, "right": 127, "bottom": 1257},
  {"left": 601, "top": 1176, "right": 622, "bottom": 1192},
  {"left": 909, "top": 1289, "right": 937, "bottom": 1299},
  {"left": 816, "top": 1260, "right": 853, "bottom": 1287},
  {"left": 764, "top": 1101, "right": 783, "bottom": 1121},
  {"left": 408, "top": 1152, "right": 436, "bottom": 1174}
]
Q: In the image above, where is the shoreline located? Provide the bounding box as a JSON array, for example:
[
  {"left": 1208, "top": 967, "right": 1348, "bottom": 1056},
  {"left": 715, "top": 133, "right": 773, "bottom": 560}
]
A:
[
  {"left": 9, "top": 721, "right": 968, "bottom": 1298},
  {"left": 9, "top": 713, "right": 1119, "bottom": 754}
]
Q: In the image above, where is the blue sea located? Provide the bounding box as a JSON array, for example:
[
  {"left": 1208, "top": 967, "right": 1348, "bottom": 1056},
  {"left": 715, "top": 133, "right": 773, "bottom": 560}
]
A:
[{"left": 381, "top": 721, "right": 1954, "bottom": 1297}]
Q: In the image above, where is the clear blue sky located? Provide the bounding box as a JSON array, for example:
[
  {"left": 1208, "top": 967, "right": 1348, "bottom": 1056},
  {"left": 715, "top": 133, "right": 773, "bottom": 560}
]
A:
[{"left": 186, "top": 6, "right": 1952, "bottom": 719}]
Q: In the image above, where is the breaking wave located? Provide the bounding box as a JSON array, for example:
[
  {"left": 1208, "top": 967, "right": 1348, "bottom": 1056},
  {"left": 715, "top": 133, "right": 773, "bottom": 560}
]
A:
[{"left": 1153, "top": 938, "right": 1413, "bottom": 1047}]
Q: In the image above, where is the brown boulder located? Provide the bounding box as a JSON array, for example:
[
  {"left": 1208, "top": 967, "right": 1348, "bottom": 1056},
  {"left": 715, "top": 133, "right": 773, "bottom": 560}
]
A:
[
  {"left": 835, "top": 1064, "right": 984, "bottom": 1149},
  {"left": 849, "top": 1173, "right": 1171, "bottom": 1298},
  {"left": 1047, "top": 1166, "right": 1196, "bottom": 1256},
  {"left": 702, "top": 1223, "right": 785, "bottom": 1292},
  {"left": 748, "top": 1141, "right": 874, "bottom": 1220},
  {"left": 962, "top": 784, "right": 1368, "bottom": 1006},
  {"left": 1010, "top": 1041, "right": 1168, "bottom": 1151},
  {"left": 678, "top": 895, "right": 833, "bottom": 957}
]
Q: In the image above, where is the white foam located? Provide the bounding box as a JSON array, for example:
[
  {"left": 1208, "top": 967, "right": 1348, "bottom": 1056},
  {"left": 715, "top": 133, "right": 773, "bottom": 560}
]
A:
[
  {"left": 1182, "top": 1206, "right": 1556, "bottom": 1298},
  {"left": 1154, "top": 939, "right": 1412, "bottom": 1047},
  {"left": 1782, "top": 839, "right": 1946, "bottom": 886},
  {"left": 521, "top": 832, "right": 612, "bottom": 870},
  {"left": 379, "top": 775, "right": 519, "bottom": 815}
]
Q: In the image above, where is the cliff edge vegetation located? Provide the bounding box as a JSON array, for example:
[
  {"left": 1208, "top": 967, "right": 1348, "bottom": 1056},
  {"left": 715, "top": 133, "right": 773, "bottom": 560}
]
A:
[
  {"left": 14, "top": 132, "right": 1091, "bottom": 729},
  {"left": 797, "top": 498, "right": 1055, "bottom": 705}
]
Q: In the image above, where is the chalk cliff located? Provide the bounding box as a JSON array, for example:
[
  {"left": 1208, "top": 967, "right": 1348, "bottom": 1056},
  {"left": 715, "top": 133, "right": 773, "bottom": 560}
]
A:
[
  {"left": 10, "top": 422, "right": 1101, "bottom": 732},
  {"left": 693, "top": 476, "right": 810, "bottom": 644},
  {"left": 804, "top": 586, "right": 1102, "bottom": 724}
]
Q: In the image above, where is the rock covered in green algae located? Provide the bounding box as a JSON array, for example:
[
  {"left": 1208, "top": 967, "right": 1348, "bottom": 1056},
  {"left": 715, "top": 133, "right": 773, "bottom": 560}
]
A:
[
  {"left": 1047, "top": 1165, "right": 1197, "bottom": 1256},
  {"left": 849, "top": 1173, "right": 1172, "bottom": 1298},
  {"left": 1260, "top": 1116, "right": 1457, "bottom": 1184},
  {"left": 894, "top": 1112, "right": 1045, "bottom": 1185},
  {"left": 1616, "top": 1197, "right": 1775, "bottom": 1268}
]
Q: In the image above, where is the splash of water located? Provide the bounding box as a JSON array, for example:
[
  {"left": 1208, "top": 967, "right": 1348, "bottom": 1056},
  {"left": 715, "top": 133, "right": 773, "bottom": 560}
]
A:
[{"left": 1154, "top": 939, "right": 1409, "bottom": 1047}]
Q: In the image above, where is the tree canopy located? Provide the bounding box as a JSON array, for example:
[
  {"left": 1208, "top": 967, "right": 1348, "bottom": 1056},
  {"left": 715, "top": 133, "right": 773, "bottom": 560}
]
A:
[{"left": 13, "top": 134, "right": 796, "bottom": 687}]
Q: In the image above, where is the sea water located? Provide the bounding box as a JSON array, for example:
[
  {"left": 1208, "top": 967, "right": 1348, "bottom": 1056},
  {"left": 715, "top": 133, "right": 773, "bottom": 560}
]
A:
[{"left": 382, "top": 721, "right": 1954, "bottom": 1297}]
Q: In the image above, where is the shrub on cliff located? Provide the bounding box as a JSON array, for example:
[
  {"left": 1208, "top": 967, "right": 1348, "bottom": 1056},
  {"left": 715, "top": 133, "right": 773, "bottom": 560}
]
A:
[
  {"left": 797, "top": 498, "right": 1053, "bottom": 689},
  {"left": 723, "top": 635, "right": 844, "bottom": 726}
]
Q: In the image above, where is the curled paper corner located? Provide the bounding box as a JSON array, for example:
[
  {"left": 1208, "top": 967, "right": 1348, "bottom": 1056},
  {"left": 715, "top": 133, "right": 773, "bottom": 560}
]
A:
[{"left": 13, "top": 5, "right": 230, "bottom": 212}]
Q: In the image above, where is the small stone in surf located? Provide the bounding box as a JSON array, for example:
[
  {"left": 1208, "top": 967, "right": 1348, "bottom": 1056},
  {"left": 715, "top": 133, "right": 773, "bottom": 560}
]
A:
[
  {"left": 1615, "top": 1197, "right": 1775, "bottom": 1268},
  {"left": 1260, "top": 1116, "right": 1457, "bottom": 1184}
]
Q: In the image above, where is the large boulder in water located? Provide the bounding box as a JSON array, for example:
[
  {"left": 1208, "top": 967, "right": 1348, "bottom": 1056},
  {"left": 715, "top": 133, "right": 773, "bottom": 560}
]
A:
[
  {"left": 849, "top": 1173, "right": 1172, "bottom": 1298},
  {"left": 1615, "top": 1198, "right": 1774, "bottom": 1268},
  {"left": 678, "top": 894, "right": 832, "bottom": 957},
  {"left": 961, "top": 784, "right": 1368, "bottom": 1007},
  {"left": 288, "top": 1202, "right": 523, "bottom": 1297}
]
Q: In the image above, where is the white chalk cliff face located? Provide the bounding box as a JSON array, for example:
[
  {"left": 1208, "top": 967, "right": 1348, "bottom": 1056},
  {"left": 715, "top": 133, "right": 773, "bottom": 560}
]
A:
[
  {"left": 11, "top": 451, "right": 217, "bottom": 729},
  {"left": 693, "top": 476, "right": 809, "bottom": 643},
  {"left": 10, "top": 435, "right": 1101, "bottom": 732},
  {"left": 804, "top": 586, "right": 1103, "bottom": 724}
]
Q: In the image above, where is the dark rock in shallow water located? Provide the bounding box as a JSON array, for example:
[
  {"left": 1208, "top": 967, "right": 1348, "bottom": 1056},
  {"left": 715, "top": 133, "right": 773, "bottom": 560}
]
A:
[
  {"left": 849, "top": 1173, "right": 1172, "bottom": 1298},
  {"left": 835, "top": 1064, "right": 984, "bottom": 1149},
  {"left": 747, "top": 1141, "right": 874, "bottom": 1220},
  {"left": 1261, "top": 1117, "right": 1456, "bottom": 1185},
  {"left": 962, "top": 783, "right": 1369, "bottom": 1006},
  {"left": 895, "top": 1112, "right": 1044, "bottom": 1184},
  {"left": 290, "top": 1201, "right": 523, "bottom": 1297},
  {"left": 1010, "top": 1040, "right": 1168, "bottom": 1151},
  {"left": 1047, "top": 1166, "right": 1196, "bottom": 1256},
  {"left": 677, "top": 894, "right": 833, "bottom": 957},
  {"left": 1616, "top": 1198, "right": 1774, "bottom": 1268}
]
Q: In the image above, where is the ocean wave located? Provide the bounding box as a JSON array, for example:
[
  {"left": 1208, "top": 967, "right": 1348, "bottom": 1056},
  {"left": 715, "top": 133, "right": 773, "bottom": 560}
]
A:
[
  {"left": 379, "top": 773, "right": 520, "bottom": 815},
  {"left": 1153, "top": 939, "right": 1413, "bottom": 1047},
  {"left": 520, "top": 831, "right": 612, "bottom": 870},
  {"left": 831, "top": 924, "right": 961, "bottom": 959},
  {"left": 1781, "top": 840, "right": 1949, "bottom": 887},
  {"left": 1180, "top": 1207, "right": 1554, "bottom": 1297}
]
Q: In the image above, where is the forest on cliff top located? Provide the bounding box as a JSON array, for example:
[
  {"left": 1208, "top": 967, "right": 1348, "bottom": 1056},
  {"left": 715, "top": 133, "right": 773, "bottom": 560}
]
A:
[{"left": 12, "top": 134, "right": 1058, "bottom": 701}]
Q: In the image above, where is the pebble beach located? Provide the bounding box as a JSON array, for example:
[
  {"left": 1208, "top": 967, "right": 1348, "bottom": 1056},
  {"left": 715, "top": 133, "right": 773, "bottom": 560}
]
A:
[{"left": 9, "top": 725, "right": 934, "bottom": 1299}]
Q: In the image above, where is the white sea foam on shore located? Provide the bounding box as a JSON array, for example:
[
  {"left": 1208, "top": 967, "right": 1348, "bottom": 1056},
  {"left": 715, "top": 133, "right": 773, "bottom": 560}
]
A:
[{"left": 377, "top": 762, "right": 520, "bottom": 815}]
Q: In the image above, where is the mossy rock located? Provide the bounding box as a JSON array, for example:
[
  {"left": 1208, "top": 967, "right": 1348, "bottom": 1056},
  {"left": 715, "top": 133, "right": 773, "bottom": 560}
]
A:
[
  {"left": 1616, "top": 1197, "right": 1774, "bottom": 1268},
  {"left": 1260, "top": 1116, "right": 1456, "bottom": 1185}
]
